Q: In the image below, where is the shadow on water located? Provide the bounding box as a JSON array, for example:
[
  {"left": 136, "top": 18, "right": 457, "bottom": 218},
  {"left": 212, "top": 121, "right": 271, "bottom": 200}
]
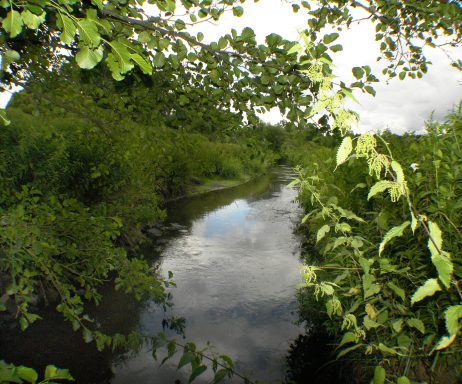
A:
[
  {"left": 284, "top": 330, "right": 358, "bottom": 384},
  {"left": 0, "top": 285, "right": 144, "bottom": 383}
]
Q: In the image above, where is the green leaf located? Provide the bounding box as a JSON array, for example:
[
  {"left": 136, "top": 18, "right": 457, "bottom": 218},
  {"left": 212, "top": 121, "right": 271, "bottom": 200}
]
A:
[
  {"left": 435, "top": 334, "right": 456, "bottom": 351},
  {"left": 0, "top": 362, "right": 22, "bottom": 383},
  {"left": 59, "top": 15, "right": 76, "bottom": 45},
  {"left": 44, "top": 365, "right": 74, "bottom": 381},
  {"left": 91, "top": 0, "right": 103, "bottom": 9},
  {"left": 341, "top": 88, "right": 359, "bottom": 103},
  {"left": 175, "top": 19, "right": 185, "bottom": 30},
  {"left": 359, "top": 257, "right": 374, "bottom": 275},
  {"left": 177, "top": 351, "right": 195, "bottom": 370},
  {"left": 179, "top": 94, "right": 189, "bottom": 106},
  {"left": 21, "top": 10, "right": 45, "bottom": 29},
  {"left": 338, "top": 332, "right": 356, "bottom": 348},
  {"left": 316, "top": 225, "right": 330, "bottom": 243},
  {"left": 77, "top": 19, "right": 101, "bottom": 47},
  {"left": 76, "top": 46, "right": 103, "bottom": 69},
  {"left": 378, "top": 343, "right": 398, "bottom": 355},
  {"left": 3, "top": 10, "right": 24, "bottom": 37},
  {"left": 337, "top": 343, "right": 363, "bottom": 358},
  {"left": 391, "top": 160, "right": 405, "bottom": 184},
  {"left": 330, "top": 44, "right": 343, "bottom": 52},
  {"left": 26, "top": 4, "right": 44, "bottom": 15},
  {"left": 109, "top": 41, "right": 134, "bottom": 74},
  {"left": 218, "top": 36, "right": 227, "bottom": 50},
  {"left": 153, "top": 52, "right": 166, "bottom": 67},
  {"left": 17, "top": 366, "right": 38, "bottom": 383},
  {"left": 367, "top": 180, "right": 394, "bottom": 200},
  {"left": 20, "top": 316, "right": 28, "bottom": 331},
  {"left": 379, "top": 221, "right": 410, "bottom": 255},
  {"left": 336, "top": 136, "right": 353, "bottom": 167},
  {"left": 210, "top": 69, "right": 220, "bottom": 84},
  {"left": 2, "top": 48, "right": 20, "bottom": 70},
  {"left": 431, "top": 253, "right": 453, "bottom": 288},
  {"left": 445, "top": 305, "right": 462, "bottom": 335},
  {"left": 151, "top": 332, "right": 168, "bottom": 351},
  {"left": 352, "top": 66, "right": 364, "bottom": 80},
  {"left": 373, "top": 366, "right": 386, "bottom": 384},
  {"left": 232, "top": 6, "right": 244, "bottom": 17},
  {"left": 397, "top": 334, "right": 411, "bottom": 349},
  {"left": 130, "top": 54, "right": 152, "bottom": 75},
  {"left": 407, "top": 318, "right": 425, "bottom": 334},
  {"left": 266, "top": 33, "right": 282, "bottom": 47},
  {"left": 189, "top": 365, "right": 207, "bottom": 383},
  {"left": 161, "top": 340, "right": 177, "bottom": 365},
  {"left": 363, "top": 275, "right": 380, "bottom": 299},
  {"left": 427, "top": 220, "right": 443, "bottom": 257},
  {"left": 411, "top": 278, "right": 441, "bottom": 305},
  {"left": 212, "top": 369, "right": 227, "bottom": 384},
  {"left": 387, "top": 282, "right": 405, "bottom": 301},
  {"left": 364, "top": 316, "right": 380, "bottom": 330},
  {"left": 287, "top": 43, "right": 301, "bottom": 55},
  {"left": 160, "top": 39, "right": 173, "bottom": 52},
  {"left": 287, "top": 178, "right": 300, "bottom": 188},
  {"left": 0, "top": 109, "right": 10, "bottom": 126},
  {"left": 392, "top": 318, "right": 404, "bottom": 333},
  {"left": 164, "top": 0, "right": 176, "bottom": 12},
  {"left": 106, "top": 53, "right": 124, "bottom": 80},
  {"left": 241, "top": 27, "right": 255, "bottom": 41},
  {"left": 397, "top": 376, "right": 411, "bottom": 384},
  {"left": 364, "top": 86, "right": 376, "bottom": 96},
  {"left": 82, "top": 328, "right": 93, "bottom": 343},
  {"left": 138, "top": 31, "right": 152, "bottom": 44},
  {"left": 323, "top": 32, "right": 339, "bottom": 44}
]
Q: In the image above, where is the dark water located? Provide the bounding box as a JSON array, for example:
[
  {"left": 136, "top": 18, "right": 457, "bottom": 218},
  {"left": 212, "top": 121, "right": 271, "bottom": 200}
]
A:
[{"left": 1, "top": 166, "right": 304, "bottom": 383}]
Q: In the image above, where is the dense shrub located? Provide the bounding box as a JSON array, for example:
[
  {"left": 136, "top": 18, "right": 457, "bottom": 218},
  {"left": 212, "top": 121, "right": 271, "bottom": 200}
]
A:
[{"left": 290, "top": 108, "right": 462, "bottom": 382}]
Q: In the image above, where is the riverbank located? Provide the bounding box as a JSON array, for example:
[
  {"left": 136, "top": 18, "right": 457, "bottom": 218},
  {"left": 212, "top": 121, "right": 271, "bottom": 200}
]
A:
[
  {"left": 167, "top": 173, "right": 262, "bottom": 201},
  {"left": 190, "top": 175, "right": 252, "bottom": 195}
]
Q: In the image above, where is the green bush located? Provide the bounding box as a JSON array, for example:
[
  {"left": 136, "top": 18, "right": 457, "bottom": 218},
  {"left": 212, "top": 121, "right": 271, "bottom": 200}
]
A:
[{"left": 291, "top": 108, "right": 462, "bottom": 382}]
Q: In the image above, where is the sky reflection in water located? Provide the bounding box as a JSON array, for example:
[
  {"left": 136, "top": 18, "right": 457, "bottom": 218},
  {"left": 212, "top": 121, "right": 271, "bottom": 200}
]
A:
[{"left": 113, "top": 167, "right": 303, "bottom": 384}]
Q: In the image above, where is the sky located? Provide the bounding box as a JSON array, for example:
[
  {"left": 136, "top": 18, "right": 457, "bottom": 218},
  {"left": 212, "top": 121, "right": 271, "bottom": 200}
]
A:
[{"left": 2, "top": 0, "right": 461, "bottom": 134}]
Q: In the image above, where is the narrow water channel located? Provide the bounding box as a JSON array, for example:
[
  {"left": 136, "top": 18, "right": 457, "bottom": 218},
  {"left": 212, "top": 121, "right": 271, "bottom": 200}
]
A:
[
  {"left": 2, "top": 166, "right": 304, "bottom": 383},
  {"left": 115, "top": 165, "right": 303, "bottom": 383}
]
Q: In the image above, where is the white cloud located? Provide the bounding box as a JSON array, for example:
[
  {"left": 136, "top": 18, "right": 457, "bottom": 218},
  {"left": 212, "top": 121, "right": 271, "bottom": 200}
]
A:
[{"left": 333, "top": 17, "right": 462, "bottom": 134}]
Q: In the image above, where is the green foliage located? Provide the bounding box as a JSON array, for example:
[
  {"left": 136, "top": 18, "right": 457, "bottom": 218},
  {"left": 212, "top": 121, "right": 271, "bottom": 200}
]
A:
[
  {"left": 0, "top": 185, "right": 169, "bottom": 335},
  {"left": 293, "top": 108, "right": 462, "bottom": 382},
  {"left": 150, "top": 333, "right": 253, "bottom": 384},
  {"left": 0, "top": 361, "right": 74, "bottom": 383}
]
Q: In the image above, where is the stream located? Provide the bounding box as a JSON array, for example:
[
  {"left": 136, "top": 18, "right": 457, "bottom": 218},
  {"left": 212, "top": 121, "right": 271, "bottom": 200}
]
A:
[{"left": 2, "top": 165, "right": 305, "bottom": 383}]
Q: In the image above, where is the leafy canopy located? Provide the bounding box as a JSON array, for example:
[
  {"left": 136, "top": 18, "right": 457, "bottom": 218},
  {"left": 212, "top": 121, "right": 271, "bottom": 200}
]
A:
[{"left": 1, "top": 0, "right": 461, "bottom": 131}]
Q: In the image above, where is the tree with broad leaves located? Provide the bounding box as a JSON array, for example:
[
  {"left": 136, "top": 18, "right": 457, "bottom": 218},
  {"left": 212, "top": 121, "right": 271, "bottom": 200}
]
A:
[{"left": 0, "top": 0, "right": 460, "bottom": 129}]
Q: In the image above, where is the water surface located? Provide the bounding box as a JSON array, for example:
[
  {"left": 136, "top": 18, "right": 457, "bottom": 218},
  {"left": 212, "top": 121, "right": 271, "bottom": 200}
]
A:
[{"left": 114, "top": 166, "right": 303, "bottom": 383}]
